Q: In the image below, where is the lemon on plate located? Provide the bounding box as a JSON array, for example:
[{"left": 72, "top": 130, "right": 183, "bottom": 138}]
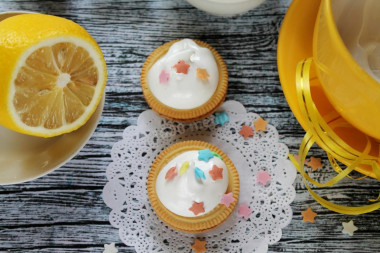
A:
[{"left": 0, "top": 14, "right": 107, "bottom": 137}]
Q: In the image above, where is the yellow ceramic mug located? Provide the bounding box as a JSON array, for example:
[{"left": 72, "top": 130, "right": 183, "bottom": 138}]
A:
[{"left": 313, "top": 0, "right": 380, "bottom": 140}]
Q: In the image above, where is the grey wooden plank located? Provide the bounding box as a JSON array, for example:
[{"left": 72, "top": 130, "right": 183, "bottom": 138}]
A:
[
  {"left": 4, "top": 247, "right": 134, "bottom": 253},
  {"left": 0, "top": 224, "right": 129, "bottom": 251}
]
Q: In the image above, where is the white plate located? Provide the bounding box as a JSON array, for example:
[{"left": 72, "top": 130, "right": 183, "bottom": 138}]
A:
[
  {"left": 0, "top": 96, "right": 104, "bottom": 185},
  {"left": 0, "top": 11, "right": 105, "bottom": 185}
]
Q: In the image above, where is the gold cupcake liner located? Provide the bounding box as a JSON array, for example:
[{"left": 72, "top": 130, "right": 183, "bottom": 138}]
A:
[
  {"left": 147, "top": 140, "right": 240, "bottom": 233},
  {"left": 141, "top": 39, "right": 228, "bottom": 122}
]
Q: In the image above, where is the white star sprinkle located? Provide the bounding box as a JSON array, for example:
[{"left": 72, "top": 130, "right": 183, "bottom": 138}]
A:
[
  {"left": 342, "top": 220, "right": 358, "bottom": 236},
  {"left": 103, "top": 242, "right": 118, "bottom": 253}
]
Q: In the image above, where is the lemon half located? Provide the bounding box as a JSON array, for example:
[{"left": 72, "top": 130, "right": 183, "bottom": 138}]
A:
[{"left": 0, "top": 14, "right": 107, "bottom": 137}]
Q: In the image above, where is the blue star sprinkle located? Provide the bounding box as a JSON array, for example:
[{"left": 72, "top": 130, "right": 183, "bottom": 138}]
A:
[
  {"left": 214, "top": 111, "right": 230, "bottom": 126},
  {"left": 198, "top": 149, "right": 214, "bottom": 162},
  {"left": 195, "top": 167, "right": 206, "bottom": 180}
]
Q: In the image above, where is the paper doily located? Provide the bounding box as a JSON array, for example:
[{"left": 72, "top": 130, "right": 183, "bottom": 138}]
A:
[{"left": 103, "top": 100, "right": 296, "bottom": 253}]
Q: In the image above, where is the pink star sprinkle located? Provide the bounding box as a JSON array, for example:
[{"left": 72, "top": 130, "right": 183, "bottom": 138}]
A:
[
  {"left": 257, "top": 171, "right": 271, "bottom": 185},
  {"left": 238, "top": 203, "right": 252, "bottom": 220},
  {"left": 159, "top": 69, "right": 170, "bottom": 84},
  {"left": 220, "top": 193, "right": 235, "bottom": 207}
]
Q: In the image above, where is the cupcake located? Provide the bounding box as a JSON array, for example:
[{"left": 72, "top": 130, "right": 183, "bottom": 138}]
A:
[
  {"left": 147, "top": 140, "right": 239, "bottom": 233},
  {"left": 141, "top": 39, "right": 228, "bottom": 122}
]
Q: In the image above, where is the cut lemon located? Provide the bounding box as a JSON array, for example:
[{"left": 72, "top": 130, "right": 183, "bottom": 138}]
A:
[{"left": 0, "top": 14, "right": 107, "bottom": 137}]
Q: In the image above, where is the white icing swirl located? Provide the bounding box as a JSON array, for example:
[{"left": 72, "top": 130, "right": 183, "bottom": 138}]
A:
[
  {"left": 155, "top": 150, "right": 228, "bottom": 217},
  {"left": 147, "top": 39, "right": 219, "bottom": 109}
]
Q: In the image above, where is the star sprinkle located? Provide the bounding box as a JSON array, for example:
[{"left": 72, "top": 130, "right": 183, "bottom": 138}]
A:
[
  {"left": 257, "top": 171, "right": 271, "bottom": 186},
  {"left": 165, "top": 166, "right": 177, "bottom": 180},
  {"left": 238, "top": 203, "right": 252, "bottom": 220},
  {"left": 293, "top": 154, "right": 308, "bottom": 165},
  {"left": 211, "top": 151, "right": 223, "bottom": 160},
  {"left": 220, "top": 192, "right": 235, "bottom": 207},
  {"left": 191, "top": 238, "right": 207, "bottom": 253},
  {"left": 180, "top": 161, "right": 190, "bottom": 176},
  {"left": 209, "top": 165, "right": 223, "bottom": 180},
  {"left": 301, "top": 208, "right": 317, "bottom": 223},
  {"left": 195, "top": 167, "right": 206, "bottom": 180},
  {"left": 239, "top": 125, "right": 254, "bottom": 140},
  {"left": 253, "top": 117, "right": 268, "bottom": 131},
  {"left": 103, "top": 243, "right": 118, "bottom": 253},
  {"left": 172, "top": 60, "right": 190, "bottom": 74},
  {"left": 307, "top": 157, "right": 322, "bottom": 171},
  {"left": 342, "top": 220, "right": 358, "bottom": 236},
  {"left": 159, "top": 69, "right": 170, "bottom": 84},
  {"left": 189, "top": 201, "right": 205, "bottom": 215},
  {"left": 214, "top": 111, "right": 230, "bottom": 126},
  {"left": 196, "top": 68, "right": 210, "bottom": 81},
  {"left": 198, "top": 149, "right": 214, "bottom": 162}
]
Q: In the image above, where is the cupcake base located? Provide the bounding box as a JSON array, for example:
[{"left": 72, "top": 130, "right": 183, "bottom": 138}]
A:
[
  {"left": 141, "top": 39, "right": 228, "bottom": 122},
  {"left": 147, "top": 140, "right": 240, "bottom": 233}
]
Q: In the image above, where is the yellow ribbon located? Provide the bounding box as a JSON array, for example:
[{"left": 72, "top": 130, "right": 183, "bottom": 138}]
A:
[
  {"left": 291, "top": 58, "right": 380, "bottom": 214},
  {"left": 369, "top": 194, "right": 380, "bottom": 202}
]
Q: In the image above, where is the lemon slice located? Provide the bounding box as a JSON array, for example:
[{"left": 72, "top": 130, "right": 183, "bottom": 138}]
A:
[{"left": 0, "top": 14, "right": 107, "bottom": 137}]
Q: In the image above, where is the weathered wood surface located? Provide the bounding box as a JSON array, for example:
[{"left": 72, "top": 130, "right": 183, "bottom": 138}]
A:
[{"left": 1, "top": 0, "right": 380, "bottom": 252}]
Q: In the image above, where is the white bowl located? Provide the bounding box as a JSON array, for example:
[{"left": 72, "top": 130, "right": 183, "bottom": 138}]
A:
[
  {"left": 0, "top": 11, "right": 105, "bottom": 185},
  {"left": 186, "top": 0, "right": 266, "bottom": 16}
]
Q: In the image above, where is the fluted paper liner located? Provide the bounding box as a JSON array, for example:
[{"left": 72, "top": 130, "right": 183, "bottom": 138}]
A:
[
  {"left": 141, "top": 39, "right": 228, "bottom": 122},
  {"left": 147, "top": 140, "right": 240, "bottom": 233}
]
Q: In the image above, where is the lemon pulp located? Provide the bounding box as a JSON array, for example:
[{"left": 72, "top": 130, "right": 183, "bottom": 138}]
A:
[
  {"left": 13, "top": 42, "right": 98, "bottom": 129},
  {"left": 0, "top": 14, "right": 107, "bottom": 137}
]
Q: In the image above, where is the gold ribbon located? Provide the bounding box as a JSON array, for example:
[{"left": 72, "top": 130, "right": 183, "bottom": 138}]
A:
[{"left": 290, "top": 58, "right": 380, "bottom": 214}]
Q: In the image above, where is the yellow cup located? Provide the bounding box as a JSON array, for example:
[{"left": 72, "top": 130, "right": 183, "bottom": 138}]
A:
[{"left": 313, "top": 0, "right": 380, "bottom": 140}]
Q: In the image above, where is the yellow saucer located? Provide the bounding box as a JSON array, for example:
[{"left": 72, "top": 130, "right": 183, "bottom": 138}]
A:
[{"left": 277, "top": 0, "right": 379, "bottom": 178}]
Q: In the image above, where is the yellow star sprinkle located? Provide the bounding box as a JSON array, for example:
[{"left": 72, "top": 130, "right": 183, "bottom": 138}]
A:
[
  {"left": 196, "top": 68, "right": 210, "bottom": 81},
  {"left": 180, "top": 161, "right": 190, "bottom": 176},
  {"left": 342, "top": 220, "right": 358, "bottom": 236},
  {"left": 301, "top": 207, "right": 317, "bottom": 223},
  {"left": 253, "top": 117, "right": 268, "bottom": 131},
  {"left": 191, "top": 238, "right": 207, "bottom": 253},
  {"left": 307, "top": 157, "right": 322, "bottom": 172}
]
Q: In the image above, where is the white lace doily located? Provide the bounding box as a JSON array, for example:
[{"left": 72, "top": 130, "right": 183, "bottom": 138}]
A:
[{"left": 103, "top": 100, "right": 296, "bottom": 253}]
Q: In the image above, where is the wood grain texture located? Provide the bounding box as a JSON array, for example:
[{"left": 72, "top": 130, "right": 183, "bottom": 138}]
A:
[{"left": 1, "top": 0, "right": 380, "bottom": 252}]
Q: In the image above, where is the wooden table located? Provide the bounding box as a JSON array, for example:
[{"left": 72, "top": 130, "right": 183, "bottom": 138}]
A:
[{"left": 1, "top": 0, "right": 380, "bottom": 252}]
